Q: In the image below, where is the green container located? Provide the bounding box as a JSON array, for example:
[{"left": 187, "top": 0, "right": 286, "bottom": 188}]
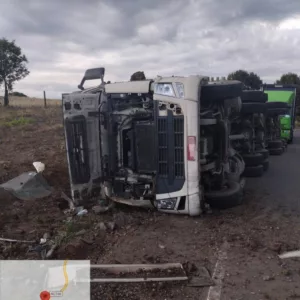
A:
[{"left": 264, "top": 89, "right": 296, "bottom": 142}]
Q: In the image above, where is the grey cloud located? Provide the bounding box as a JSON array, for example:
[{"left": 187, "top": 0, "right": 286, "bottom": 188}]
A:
[
  {"left": 191, "top": 0, "right": 300, "bottom": 27},
  {"left": 0, "top": 0, "right": 299, "bottom": 98}
]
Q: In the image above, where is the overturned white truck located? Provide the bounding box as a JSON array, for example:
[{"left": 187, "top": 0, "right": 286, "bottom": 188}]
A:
[{"left": 62, "top": 68, "right": 245, "bottom": 216}]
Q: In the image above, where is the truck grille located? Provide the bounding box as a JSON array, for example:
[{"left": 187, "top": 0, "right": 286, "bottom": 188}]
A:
[
  {"left": 158, "top": 118, "right": 168, "bottom": 177},
  {"left": 157, "top": 111, "right": 185, "bottom": 193},
  {"left": 65, "top": 116, "right": 90, "bottom": 184},
  {"left": 174, "top": 117, "right": 184, "bottom": 178}
]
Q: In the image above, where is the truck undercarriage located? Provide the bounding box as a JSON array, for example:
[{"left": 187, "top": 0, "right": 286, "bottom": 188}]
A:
[{"left": 63, "top": 68, "right": 248, "bottom": 215}]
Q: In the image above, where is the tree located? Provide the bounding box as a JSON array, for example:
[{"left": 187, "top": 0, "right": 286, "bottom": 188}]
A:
[
  {"left": 9, "top": 91, "right": 27, "bottom": 97},
  {"left": 275, "top": 73, "right": 300, "bottom": 85},
  {"left": 130, "top": 71, "right": 146, "bottom": 81},
  {"left": 275, "top": 73, "right": 300, "bottom": 112},
  {"left": 227, "top": 69, "right": 262, "bottom": 90},
  {"left": 0, "top": 38, "right": 30, "bottom": 106}
]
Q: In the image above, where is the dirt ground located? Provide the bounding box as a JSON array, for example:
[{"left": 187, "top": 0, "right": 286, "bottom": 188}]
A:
[{"left": 1, "top": 105, "right": 300, "bottom": 300}]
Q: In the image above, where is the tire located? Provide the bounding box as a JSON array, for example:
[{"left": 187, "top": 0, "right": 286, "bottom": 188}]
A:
[
  {"left": 256, "top": 149, "right": 269, "bottom": 160},
  {"left": 242, "top": 153, "right": 264, "bottom": 167},
  {"left": 266, "top": 102, "right": 289, "bottom": 109},
  {"left": 241, "top": 91, "right": 268, "bottom": 103},
  {"left": 267, "top": 108, "right": 289, "bottom": 116},
  {"left": 205, "top": 181, "right": 242, "bottom": 209},
  {"left": 201, "top": 81, "right": 243, "bottom": 102},
  {"left": 269, "top": 148, "right": 283, "bottom": 155},
  {"left": 243, "top": 164, "right": 264, "bottom": 177},
  {"left": 262, "top": 160, "right": 269, "bottom": 171},
  {"left": 241, "top": 103, "right": 266, "bottom": 114},
  {"left": 268, "top": 140, "right": 282, "bottom": 149}
]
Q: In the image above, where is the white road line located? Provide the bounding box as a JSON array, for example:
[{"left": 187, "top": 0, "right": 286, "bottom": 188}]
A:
[{"left": 206, "top": 242, "right": 228, "bottom": 300}]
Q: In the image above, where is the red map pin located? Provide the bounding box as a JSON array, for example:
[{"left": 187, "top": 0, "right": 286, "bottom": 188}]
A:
[{"left": 40, "top": 290, "right": 51, "bottom": 300}]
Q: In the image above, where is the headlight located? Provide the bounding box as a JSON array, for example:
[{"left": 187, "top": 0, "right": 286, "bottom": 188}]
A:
[
  {"left": 155, "top": 198, "right": 177, "bottom": 210},
  {"left": 175, "top": 82, "right": 184, "bottom": 98},
  {"left": 154, "top": 83, "right": 175, "bottom": 97}
]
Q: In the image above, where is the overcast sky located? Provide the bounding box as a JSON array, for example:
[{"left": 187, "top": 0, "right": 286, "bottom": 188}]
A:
[{"left": 0, "top": 0, "right": 300, "bottom": 98}]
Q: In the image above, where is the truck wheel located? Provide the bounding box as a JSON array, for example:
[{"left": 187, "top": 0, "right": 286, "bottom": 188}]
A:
[
  {"left": 267, "top": 108, "right": 289, "bottom": 116},
  {"left": 205, "top": 181, "right": 242, "bottom": 209},
  {"left": 241, "top": 103, "right": 266, "bottom": 114},
  {"left": 242, "top": 153, "right": 264, "bottom": 167},
  {"left": 201, "top": 81, "right": 243, "bottom": 102},
  {"left": 269, "top": 148, "right": 283, "bottom": 155},
  {"left": 241, "top": 91, "right": 268, "bottom": 103},
  {"left": 243, "top": 164, "right": 264, "bottom": 177},
  {"left": 268, "top": 140, "right": 282, "bottom": 149},
  {"left": 256, "top": 149, "right": 269, "bottom": 160},
  {"left": 266, "top": 102, "right": 289, "bottom": 109},
  {"left": 262, "top": 160, "right": 269, "bottom": 171}
]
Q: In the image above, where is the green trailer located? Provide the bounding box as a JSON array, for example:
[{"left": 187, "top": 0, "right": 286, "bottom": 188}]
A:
[{"left": 262, "top": 85, "right": 297, "bottom": 143}]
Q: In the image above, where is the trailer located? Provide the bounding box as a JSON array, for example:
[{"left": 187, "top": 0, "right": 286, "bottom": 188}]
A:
[{"left": 262, "top": 84, "right": 297, "bottom": 143}]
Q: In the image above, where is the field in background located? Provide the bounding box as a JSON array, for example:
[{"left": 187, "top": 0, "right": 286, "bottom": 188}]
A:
[{"left": 0, "top": 96, "right": 61, "bottom": 107}]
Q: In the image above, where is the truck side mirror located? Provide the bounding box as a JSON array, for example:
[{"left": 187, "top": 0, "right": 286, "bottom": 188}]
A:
[{"left": 78, "top": 67, "right": 105, "bottom": 90}]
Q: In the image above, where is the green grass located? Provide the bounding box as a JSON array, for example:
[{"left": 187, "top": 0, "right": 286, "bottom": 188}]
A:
[{"left": 0, "top": 116, "right": 34, "bottom": 127}]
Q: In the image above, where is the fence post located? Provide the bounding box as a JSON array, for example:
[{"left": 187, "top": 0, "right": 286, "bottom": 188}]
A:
[{"left": 43, "top": 91, "right": 47, "bottom": 108}]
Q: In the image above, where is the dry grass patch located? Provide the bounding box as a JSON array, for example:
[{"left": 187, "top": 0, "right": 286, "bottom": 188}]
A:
[{"left": 0, "top": 96, "right": 61, "bottom": 107}]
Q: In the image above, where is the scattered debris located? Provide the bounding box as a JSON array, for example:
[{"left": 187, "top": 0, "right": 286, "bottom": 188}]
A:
[
  {"left": 184, "top": 263, "right": 213, "bottom": 287},
  {"left": 87, "top": 263, "right": 188, "bottom": 283},
  {"left": 81, "top": 238, "right": 94, "bottom": 245},
  {"left": 33, "top": 161, "right": 45, "bottom": 173},
  {"left": 46, "top": 244, "right": 57, "bottom": 259},
  {"left": 77, "top": 208, "right": 88, "bottom": 216},
  {"left": 40, "top": 238, "right": 47, "bottom": 245},
  {"left": 0, "top": 237, "right": 35, "bottom": 243},
  {"left": 75, "top": 229, "right": 87, "bottom": 236},
  {"left": 263, "top": 275, "right": 274, "bottom": 281},
  {"left": 279, "top": 250, "right": 300, "bottom": 259},
  {"left": 96, "top": 222, "right": 107, "bottom": 231},
  {"left": 92, "top": 205, "right": 112, "bottom": 214},
  {"left": 28, "top": 244, "right": 48, "bottom": 257},
  {"left": 0, "top": 172, "right": 52, "bottom": 200},
  {"left": 61, "top": 192, "right": 75, "bottom": 210},
  {"left": 107, "top": 222, "right": 116, "bottom": 231},
  {"left": 75, "top": 206, "right": 84, "bottom": 213}
]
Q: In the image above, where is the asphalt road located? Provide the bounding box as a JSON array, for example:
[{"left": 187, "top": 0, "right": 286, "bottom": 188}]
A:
[
  {"left": 247, "top": 129, "right": 300, "bottom": 213},
  {"left": 220, "top": 129, "right": 300, "bottom": 300}
]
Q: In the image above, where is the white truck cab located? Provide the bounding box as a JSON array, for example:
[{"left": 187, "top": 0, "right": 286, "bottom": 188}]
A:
[{"left": 63, "top": 68, "right": 245, "bottom": 216}]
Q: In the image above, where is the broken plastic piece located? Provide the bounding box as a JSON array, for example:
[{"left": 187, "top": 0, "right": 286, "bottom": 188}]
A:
[
  {"left": 279, "top": 250, "right": 300, "bottom": 259},
  {"left": 40, "top": 238, "right": 47, "bottom": 244},
  {"left": 77, "top": 209, "right": 88, "bottom": 216},
  {"left": 33, "top": 161, "right": 45, "bottom": 173},
  {"left": 0, "top": 172, "right": 52, "bottom": 200},
  {"left": 0, "top": 237, "right": 35, "bottom": 243}
]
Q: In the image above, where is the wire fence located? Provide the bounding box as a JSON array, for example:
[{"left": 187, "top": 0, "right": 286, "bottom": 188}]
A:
[{"left": 0, "top": 91, "right": 61, "bottom": 107}]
